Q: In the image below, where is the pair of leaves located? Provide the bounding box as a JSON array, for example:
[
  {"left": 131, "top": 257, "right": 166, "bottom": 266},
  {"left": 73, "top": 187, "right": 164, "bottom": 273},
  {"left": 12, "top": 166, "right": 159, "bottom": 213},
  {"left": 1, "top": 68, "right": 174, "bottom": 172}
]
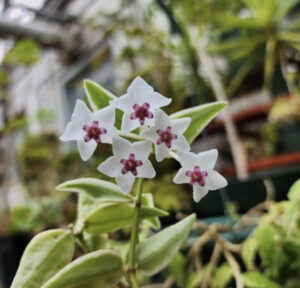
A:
[
  {"left": 57, "top": 178, "right": 166, "bottom": 234},
  {"left": 11, "top": 229, "right": 124, "bottom": 288},
  {"left": 84, "top": 79, "right": 226, "bottom": 145}
]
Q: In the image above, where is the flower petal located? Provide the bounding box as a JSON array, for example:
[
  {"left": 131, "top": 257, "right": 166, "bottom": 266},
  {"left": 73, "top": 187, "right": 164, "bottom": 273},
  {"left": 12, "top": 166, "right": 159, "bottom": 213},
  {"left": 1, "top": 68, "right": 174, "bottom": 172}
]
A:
[
  {"left": 109, "top": 94, "right": 133, "bottom": 111},
  {"left": 71, "top": 100, "right": 92, "bottom": 123},
  {"left": 206, "top": 170, "right": 228, "bottom": 190},
  {"left": 100, "top": 126, "right": 116, "bottom": 144},
  {"left": 196, "top": 149, "right": 218, "bottom": 170},
  {"left": 154, "top": 109, "right": 170, "bottom": 129},
  {"left": 97, "top": 156, "right": 121, "bottom": 177},
  {"left": 121, "top": 112, "right": 140, "bottom": 132},
  {"left": 133, "top": 140, "right": 152, "bottom": 159},
  {"left": 172, "top": 136, "right": 190, "bottom": 152},
  {"left": 77, "top": 138, "right": 97, "bottom": 161},
  {"left": 177, "top": 151, "right": 198, "bottom": 168},
  {"left": 140, "top": 126, "right": 157, "bottom": 141},
  {"left": 193, "top": 184, "right": 209, "bottom": 202},
  {"left": 93, "top": 107, "right": 115, "bottom": 127},
  {"left": 137, "top": 159, "right": 156, "bottom": 178},
  {"left": 151, "top": 92, "right": 172, "bottom": 109},
  {"left": 172, "top": 117, "right": 191, "bottom": 134},
  {"left": 127, "top": 77, "right": 154, "bottom": 99},
  {"left": 60, "top": 121, "right": 84, "bottom": 142},
  {"left": 116, "top": 174, "right": 135, "bottom": 194},
  {"left": 112, "top": 135, "right": 132, "bottom": 158},
  {"left": 173, "top": 168, "right": 189, "bottom": 184},
  {"left": 155, "top": 143, "right": 170, "bottom": 162}
]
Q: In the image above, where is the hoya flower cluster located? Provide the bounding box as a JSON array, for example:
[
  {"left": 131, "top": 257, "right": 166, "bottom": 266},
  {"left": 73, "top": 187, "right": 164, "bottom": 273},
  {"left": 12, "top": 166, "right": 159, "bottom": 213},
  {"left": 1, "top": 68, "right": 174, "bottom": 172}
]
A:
[{"left": 60, "top": 77, "right": 227, "bottom": 201}]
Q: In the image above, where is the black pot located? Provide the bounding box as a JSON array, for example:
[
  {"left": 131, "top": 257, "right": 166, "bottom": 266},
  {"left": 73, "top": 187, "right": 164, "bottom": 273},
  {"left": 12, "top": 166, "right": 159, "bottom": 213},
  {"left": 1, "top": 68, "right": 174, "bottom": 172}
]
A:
[{"left": 0, "top": 234, "right": 31, "bottom": 288}]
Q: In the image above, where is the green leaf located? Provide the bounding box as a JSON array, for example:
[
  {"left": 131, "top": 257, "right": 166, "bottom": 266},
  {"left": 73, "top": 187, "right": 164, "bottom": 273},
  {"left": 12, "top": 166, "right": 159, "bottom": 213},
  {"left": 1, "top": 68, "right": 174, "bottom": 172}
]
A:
[
  {"left": 255, "top": 225, "right": 275, "bottom": 267},
  {"left": 286, "top": 199, "right": 300, "bottom": 237},
  {"left": 83, "top": 80, "right": 123, "bottom": 129},
  {"left": 170, "top": 102, "right": 227, "bottom": 144},
  {"left": 84, "top": 79, "right": 116, "bottom": 111},
  {"left": 185, "top": 266, "right": 207, "bottom": 288},
  {"left": 136, "top": 214, "right": 195, "bottom": 275},
  {"left": 56, "top": 178, "right": 131, "bottom": 203},
  {"left": 168, "top": 252, "right": 186, "bottom": 286},
  {"left": 211, "top": 263, "right": 232, "bottom": 288},
  {"left": 242, "top": 271, "right": 281, "bottom": 288},
  {"left": 141, "top": 194, "right": 161, "bottom": 229},
  {"left": 84, "top": 202, "right": 168, "bottom": 234},
  {"left": 242, "top": 237, "right": 257, "bottom": 270},
  {"left": 42, "top": 250, "right": 123, "bottom": 288},
  {"left": 275, "top": 0, "right": 299, "bottom": 20},
  {"left": 288, "top": 179, "right": 300, "bottom": 200},
  {"left": 11, "top": 229, "right": 75, "bottom": 288},
  {"left": 82, "top": 232, "right": 107, "bottom": 253}
]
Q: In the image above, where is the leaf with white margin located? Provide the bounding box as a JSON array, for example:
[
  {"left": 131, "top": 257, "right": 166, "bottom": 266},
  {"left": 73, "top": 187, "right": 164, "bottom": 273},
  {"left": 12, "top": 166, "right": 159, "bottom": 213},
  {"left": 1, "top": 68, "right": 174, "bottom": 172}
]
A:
[
  {"left": 141, "top": 193, "right": 161, "bottom": 229},
  {"left": 11, "top": 229, "right": 75, "bottom": 288},
  {"left": 56, "top": 178, "right": 132, "bottom": 203},
  {"left": 84, "top": 79, "right": 116, "bottom": 110},
  {"left": 84, "top": 79, "right": 122, "bottom": 129},
  {"left": 170, "top": 102, "right": 227, "bottom": 144},
  {"left": 57, "top": 178, "right": 132, "bottom": 233},
  {"left": 42, "top": 250, "right": 123, "bottom": 288},
  {"left": 136, "top": 213, "right": 195, "bottom": 275},
  {"left": 84, "top": 202, "right": 168, "bottom": 235}
]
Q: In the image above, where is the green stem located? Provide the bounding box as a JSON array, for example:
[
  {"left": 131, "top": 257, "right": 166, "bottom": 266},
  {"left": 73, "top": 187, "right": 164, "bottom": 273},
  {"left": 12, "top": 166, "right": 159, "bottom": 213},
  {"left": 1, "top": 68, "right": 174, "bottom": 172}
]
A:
[
  {"left": 263, "top": 27, "right": 277, "bottom": 97},
  {"left": 128, "top": 178, "right": 144, "bottom": 288}
]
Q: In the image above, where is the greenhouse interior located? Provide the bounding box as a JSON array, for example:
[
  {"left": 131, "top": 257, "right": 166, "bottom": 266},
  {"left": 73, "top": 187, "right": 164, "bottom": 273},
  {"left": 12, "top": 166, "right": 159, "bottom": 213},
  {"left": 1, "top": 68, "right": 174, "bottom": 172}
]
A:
[{"left": 0, "top": 0, "right": 299, "bottom": 287}]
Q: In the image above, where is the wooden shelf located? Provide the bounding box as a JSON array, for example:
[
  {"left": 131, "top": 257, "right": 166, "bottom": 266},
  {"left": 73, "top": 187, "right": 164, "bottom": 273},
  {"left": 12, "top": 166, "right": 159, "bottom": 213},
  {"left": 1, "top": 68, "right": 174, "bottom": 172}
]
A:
[{"left": 221, "top": 151, "right": 300, "bottom": 177}]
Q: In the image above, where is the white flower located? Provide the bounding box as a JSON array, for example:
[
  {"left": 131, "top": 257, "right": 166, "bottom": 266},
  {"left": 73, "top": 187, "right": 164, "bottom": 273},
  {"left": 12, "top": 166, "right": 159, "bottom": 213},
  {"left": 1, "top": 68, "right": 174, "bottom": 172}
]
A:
[
  {"left": 173, "top": 150, "right": 227, "bottom": 202},
  {"left": 98, "top": 135, "right": 156, "bottom": 194},
  {"left": 140, "top": 109, "right": 191, "bottom": 162},
  {"left": 110, "top": 77, "right": 171, "bottom": 132},
  {"left": 60, "top": 100, "right": 116, "bottom": 161}
]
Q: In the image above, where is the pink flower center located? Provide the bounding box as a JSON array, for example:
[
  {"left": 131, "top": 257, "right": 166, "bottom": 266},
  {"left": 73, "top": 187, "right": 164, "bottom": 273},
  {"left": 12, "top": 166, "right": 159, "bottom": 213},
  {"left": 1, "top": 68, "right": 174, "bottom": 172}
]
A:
[
  {"left": 185, "top": 166, "right": 208, "bottom": 187},
  {"left": 83, "top": 121, "right": 107, "bottom": 144},
  {"left": 130, "top": 103, "right": 154, "bottom": 125},
  {"left": 120, "top": 153, "right": 143, "bottom": 176},
  {"left": 156, "top": 126, "right": 177, "bottom": 148}
]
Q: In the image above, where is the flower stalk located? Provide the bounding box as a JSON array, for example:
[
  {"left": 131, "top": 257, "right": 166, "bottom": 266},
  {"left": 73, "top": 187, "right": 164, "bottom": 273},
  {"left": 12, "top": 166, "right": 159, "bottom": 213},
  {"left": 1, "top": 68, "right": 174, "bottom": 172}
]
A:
[{"left": 128, "top": 178, "right": 144, "bottom": 288}]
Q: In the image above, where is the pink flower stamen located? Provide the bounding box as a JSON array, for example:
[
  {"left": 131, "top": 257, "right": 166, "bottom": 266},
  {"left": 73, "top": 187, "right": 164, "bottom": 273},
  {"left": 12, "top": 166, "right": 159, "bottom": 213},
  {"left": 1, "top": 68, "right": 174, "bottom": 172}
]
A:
[
  {"left": 120, "top": 153, "right": 143, "bottom": 176},
  {"left": 130, "top": 102, "right": 154, "bottom": 125},
  {"left": 185, "top": 166, "right": 208, "bottom": 187},
  {"left": 156, "top": 126, "right": 178, "bottom": 148},
  {"left": 83, "top": 121, "right": 107, "bottom": 144}
]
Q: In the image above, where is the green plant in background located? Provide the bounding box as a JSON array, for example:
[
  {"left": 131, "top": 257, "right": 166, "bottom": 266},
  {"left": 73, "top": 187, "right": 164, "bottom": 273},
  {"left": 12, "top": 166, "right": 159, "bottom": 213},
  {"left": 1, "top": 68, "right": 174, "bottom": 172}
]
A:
[
  {"left": 11, "top": 78, "right": 227, "bottom": 288},
  {"left": 269, "top": 95, "right": 300, "bottom": 123},
  {"left": 4, "top": 39, "right": 41, "bottom": 66},
  {"left": 164, "top": 179, "right": 300, "bottom": 288},
  {"left": 207, "top": 0, "right": 300, "bottom": 96},
  {"left": 260, "top": 122, "right": 280, "bottom": 156},
  {"left": 172, "top": 0, "right": 300, "bottom": 97}
]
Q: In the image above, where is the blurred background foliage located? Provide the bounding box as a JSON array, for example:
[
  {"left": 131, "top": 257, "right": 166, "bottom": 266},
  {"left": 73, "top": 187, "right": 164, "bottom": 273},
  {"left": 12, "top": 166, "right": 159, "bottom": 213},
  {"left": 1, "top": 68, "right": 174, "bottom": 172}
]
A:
[{"left": 0, "top": 0, "right": 299, "bottom": 286}]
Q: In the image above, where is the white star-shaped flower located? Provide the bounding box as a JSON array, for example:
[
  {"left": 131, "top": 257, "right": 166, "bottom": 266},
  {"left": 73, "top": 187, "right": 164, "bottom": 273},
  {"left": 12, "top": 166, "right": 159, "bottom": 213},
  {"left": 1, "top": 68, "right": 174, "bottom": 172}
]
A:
[
  {"left": 98, "top": 135, "right": 156, "bottom": 194},
  {"left": 173, "top": 150, "right": 227, "bottom": 202},
  {"left": 110, "top": 77, "right": 171, "bottom": 132},
  {"left": 60, "top": 100, "right": 116, "bottom": 161},
  {"left": 140, "top": 109, "right": 191, "bottom": 162}
]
